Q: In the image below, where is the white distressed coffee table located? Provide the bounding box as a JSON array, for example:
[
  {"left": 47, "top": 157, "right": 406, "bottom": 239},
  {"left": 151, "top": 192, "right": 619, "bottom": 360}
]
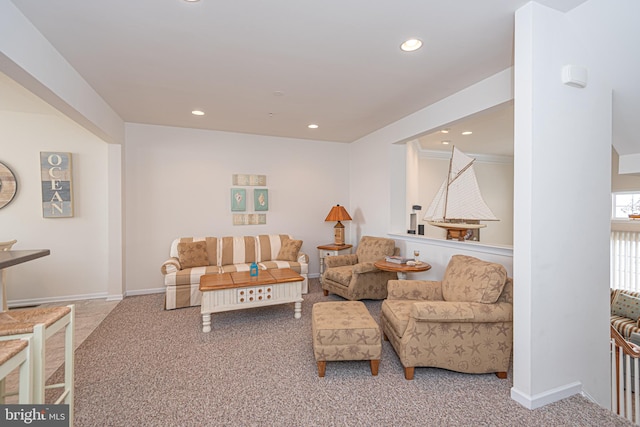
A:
[{"left": 199, "top": 268, "right": 304, "bottom": 332}]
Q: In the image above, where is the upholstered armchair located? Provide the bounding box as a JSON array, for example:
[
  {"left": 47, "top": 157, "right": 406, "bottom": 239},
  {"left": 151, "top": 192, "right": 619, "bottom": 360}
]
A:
[
  {"left": 321, "top": 236, "right": 399, "bottom": 300},
  {"left": 380, "top": 254, "right": 513, "bottom": 380}
]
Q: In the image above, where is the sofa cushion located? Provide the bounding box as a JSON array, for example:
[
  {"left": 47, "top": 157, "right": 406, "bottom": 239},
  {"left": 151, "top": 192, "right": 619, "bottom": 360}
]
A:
[
  {"left": 164, "top": 265, "right": 221, "bottom": 286},
  {"left": 323, "top": 265, "right": 353, "bottom": 286},
  {"left": 381, "top": 300, "right": 413, "bottom": 338},
  {"left": 219, "top": 263, "right": 253, "bottom": 273},
  {"left": 259, "top": 261, "right": 307, "bottom": 274},
  {"left": 411, "top": 301, "right": 475, "bottom": 321},
  {"left": 612, "top": 292, "right": 640, "bottom": 321},
  {"left": 441, "top": 255, "right": 507, "bottom": 304},
  {"left": 276, "top": 239, "right": 302, "bottom": 261},
  {"left": 220, "top": 236, "right": 257, "bottom": 265},
  {"left": 177, "top": 241, "right": 209, "bottom": 268},
  {"left": 256, "top": 234, "right": 291, "bottom": 262},
  {"left": 612, "top": 315, "right": 640, "bottom": 339}
]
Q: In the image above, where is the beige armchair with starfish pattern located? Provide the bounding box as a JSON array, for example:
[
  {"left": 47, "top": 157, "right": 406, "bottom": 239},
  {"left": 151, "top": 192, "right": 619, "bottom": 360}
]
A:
[
  {"left": 321, "top": 236, "right": 399, "bottom": 300},
  {"left": 380, "top": 254, "right": 513, "bottom": 380}
]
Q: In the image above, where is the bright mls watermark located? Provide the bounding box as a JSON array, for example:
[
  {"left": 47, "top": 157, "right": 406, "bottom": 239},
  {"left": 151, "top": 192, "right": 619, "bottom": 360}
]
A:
[{"left": 1, "top": 405, "right": 68, "bottom": 426}]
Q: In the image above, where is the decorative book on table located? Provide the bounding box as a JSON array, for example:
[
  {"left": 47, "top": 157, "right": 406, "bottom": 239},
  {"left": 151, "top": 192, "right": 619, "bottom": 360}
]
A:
[{"left": 385, "top": 256, "right": 412, "bottom": 264}]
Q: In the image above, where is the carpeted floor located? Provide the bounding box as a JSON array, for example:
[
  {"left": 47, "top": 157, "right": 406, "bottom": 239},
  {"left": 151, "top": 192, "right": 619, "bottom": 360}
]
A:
[{"left": 48, "top": 280, "right": 633, "bottom": 426}]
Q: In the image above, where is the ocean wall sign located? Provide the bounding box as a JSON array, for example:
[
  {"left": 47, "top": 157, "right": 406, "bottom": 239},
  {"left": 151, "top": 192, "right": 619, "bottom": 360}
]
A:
[{"left": 40, "top": 152, "right": 74, "bottom": 218}]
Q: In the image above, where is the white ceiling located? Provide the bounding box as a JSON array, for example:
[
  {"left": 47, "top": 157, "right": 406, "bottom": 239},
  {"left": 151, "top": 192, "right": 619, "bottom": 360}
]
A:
[
  {"left": 8, "top": 0, "right": 534, "bottom": 144},
  {"left": 418, "top": 103, "right": 514, "bottom": 157},
  {"left": 6, "top": 0, "right": 638, "bottom": 160}
]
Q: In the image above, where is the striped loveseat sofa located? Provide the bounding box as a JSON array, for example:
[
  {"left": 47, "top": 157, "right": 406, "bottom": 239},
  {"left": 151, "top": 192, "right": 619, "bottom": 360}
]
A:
[
  {"left": 161, "top": 234, "right": 309, "bottom": 310},
  {"left": 611, "top": 288, "right": 640, "bottom": 338}
]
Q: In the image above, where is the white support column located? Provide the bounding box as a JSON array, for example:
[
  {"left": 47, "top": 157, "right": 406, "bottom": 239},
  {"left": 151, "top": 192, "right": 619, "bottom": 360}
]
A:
[{"left": 512, "top": 2, "right": 612, "bottom": 409}]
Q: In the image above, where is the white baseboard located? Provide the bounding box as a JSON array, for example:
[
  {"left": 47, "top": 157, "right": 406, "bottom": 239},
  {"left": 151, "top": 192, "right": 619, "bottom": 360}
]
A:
[
  {"left": 125, "top": 287, "right": 165, "bottom": 296},
  {"left": 581, "top": 389, "right": 596, "bottom": 404},
  {"left": 511, "top": 382, "right": 582, "bottom": 409},
  {"left": 9, "top": 291, "right": 112, "bottom": 308},
  {"left": 8, "top": 287, "right": 164, "bottom": 307}
]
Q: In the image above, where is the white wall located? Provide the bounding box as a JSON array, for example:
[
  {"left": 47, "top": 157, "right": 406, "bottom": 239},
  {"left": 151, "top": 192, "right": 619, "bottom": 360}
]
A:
[
  {"left": 124, "top": 123, "right": 350, "bottom": 293},
  {"left": 0, "top": 82, "right": 110, "bottom": 304},
  {"left": 512, "top": 2, "right": 611, "bottom": 408}
]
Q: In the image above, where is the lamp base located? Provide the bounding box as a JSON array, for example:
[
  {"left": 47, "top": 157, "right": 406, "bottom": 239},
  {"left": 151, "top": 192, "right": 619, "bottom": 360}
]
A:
[{"left": 333, "top": 221, "right": 345, "bottom": 245}]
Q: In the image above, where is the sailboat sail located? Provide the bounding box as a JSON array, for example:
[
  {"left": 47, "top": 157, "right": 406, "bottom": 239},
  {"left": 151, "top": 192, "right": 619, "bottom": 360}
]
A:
[{"left": 423, "top": 147, "right": 498, "bottom": 224}]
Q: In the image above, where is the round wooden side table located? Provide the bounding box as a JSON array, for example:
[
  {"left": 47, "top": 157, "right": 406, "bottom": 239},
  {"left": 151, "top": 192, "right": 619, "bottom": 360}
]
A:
[{"left": 373, "top": 259, "right": 432, "bottom": 280}]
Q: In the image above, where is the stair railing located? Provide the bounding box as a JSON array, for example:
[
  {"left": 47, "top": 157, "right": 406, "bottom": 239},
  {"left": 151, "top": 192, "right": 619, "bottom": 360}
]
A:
[{"left": 611, "top": 325, "right": 640, "bottom": 423}]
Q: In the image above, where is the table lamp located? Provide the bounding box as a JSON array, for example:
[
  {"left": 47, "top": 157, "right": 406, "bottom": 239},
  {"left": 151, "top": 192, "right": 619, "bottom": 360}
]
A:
[{"left": 324, "top": 204, "right": 352, "bottom": 245}]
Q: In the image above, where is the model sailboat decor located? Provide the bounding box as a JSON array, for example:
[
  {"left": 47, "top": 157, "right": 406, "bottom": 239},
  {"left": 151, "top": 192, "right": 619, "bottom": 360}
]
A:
[{"left": 423, "top": 146, "right": 498, "bottom": 241}]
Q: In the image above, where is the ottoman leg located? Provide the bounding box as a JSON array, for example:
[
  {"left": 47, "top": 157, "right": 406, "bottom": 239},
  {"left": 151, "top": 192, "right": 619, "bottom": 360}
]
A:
[
  {"left": 317, "top": 361, "right": 326, "bottom": 378},
  {"left": 370, "top": 360, "right": 380, "bottom": 376}
]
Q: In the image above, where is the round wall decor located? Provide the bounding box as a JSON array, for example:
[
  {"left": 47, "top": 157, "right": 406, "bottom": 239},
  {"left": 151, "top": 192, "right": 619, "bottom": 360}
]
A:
[{"left": 0, "top": 161, "right": 18, "bottom": 209}]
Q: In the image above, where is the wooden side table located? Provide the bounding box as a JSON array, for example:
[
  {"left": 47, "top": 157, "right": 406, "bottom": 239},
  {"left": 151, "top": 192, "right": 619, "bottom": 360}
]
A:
[
  {"left": 317, "top": 244, "right": 353, "bottom": 280},
  {"left": 373, "top": 259, "right": 431, "bottom": 280}
]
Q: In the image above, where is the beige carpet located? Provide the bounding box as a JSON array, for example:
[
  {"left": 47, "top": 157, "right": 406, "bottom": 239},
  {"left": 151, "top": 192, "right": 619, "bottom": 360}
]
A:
[{"left": 46, "top": 280, "right": 632, "bottom": 426}]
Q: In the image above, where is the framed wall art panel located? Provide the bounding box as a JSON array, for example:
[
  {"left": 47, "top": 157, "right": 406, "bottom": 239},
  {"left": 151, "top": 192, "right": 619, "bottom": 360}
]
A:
[
  {"left": 232, "top": 174, "right": 266, "bottom": 186},
  {"left": 231, "top": 188, "right": 246, "bottom": 211},
  {"left": 233, "top": 213, "right": 267, "bottom": 225},
  {"left": 254, "top": 189, "right": 268, "bottom": 211}
]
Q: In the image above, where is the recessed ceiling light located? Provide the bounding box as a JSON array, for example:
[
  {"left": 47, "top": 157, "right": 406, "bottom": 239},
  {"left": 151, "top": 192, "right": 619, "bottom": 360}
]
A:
[
  {"left": 400, "top": 38, "right": 422, "bottom": 52},
  {"left": 462, "top": 131, "right": 472, "bottom": 135},
  {"left": 184, "top": 0, "right": 200, "bottom": 3},
  {"left": 441, "top": 140, "right": 450, "bottom": 145},
  {"left": 440, "top": 129, "right": 449, "bottom": 134},
  {"left": 191, "top": 110, "right": 205, "bottom": 116},
  {"left": 308, "top": 124, "right": 319, "bottom": 129}
]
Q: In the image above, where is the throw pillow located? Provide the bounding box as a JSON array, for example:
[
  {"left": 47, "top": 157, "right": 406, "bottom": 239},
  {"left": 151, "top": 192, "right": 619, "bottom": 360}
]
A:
[
  {"left": 276, "top": 239, "right": 303, "bottom": 261},
  {"left": 177, "top": 241, "right": 209, "bottom": 269},
  {"left": 612, "top": 292, "right": 640, "bottom": 321}
]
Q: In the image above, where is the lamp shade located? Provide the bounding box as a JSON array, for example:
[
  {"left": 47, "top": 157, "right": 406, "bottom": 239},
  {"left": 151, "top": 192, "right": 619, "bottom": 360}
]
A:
[
  {"left": 325, "top": 205, "right": 352, "bottom": 222},
  {"left": 325, "top": 205, "right": 352, "bottom": 245}
]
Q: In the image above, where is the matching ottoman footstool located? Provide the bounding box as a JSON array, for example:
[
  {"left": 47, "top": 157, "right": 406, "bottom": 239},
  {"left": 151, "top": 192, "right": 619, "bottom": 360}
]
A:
[{"left": 311, "top": 301, "right": 381, "bottom": 377}]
